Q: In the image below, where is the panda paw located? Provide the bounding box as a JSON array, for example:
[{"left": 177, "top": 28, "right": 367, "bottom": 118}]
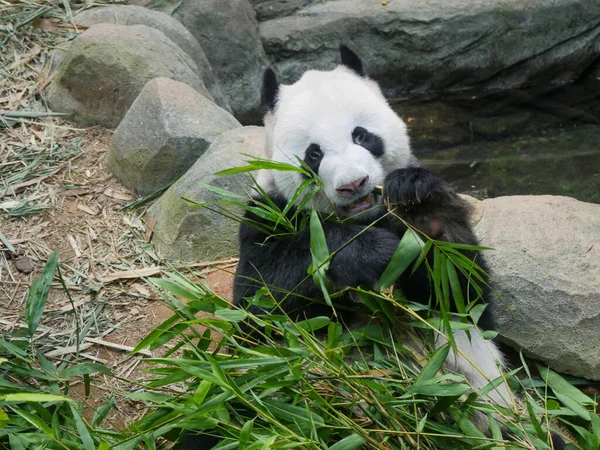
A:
[{"left": 383, "top": 167, "right": 449, "bottom": 208}]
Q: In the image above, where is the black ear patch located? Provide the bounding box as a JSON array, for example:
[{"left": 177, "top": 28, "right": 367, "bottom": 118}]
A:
[
  {"left": 261, "top": 68, "right": 279, "bottom": 117},
  {"left": 339, "top": 44, "right": 364, "bottom": 77}
]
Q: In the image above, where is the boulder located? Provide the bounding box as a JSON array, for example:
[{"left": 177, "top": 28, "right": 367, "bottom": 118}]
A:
[
  {"left": 250, "top": 0, "right": 316, "bottom": 21},
  {"left": 106, "top": 78, "right": 241, "bottom": 196},
  {"left": 46, "top": 23, "right": 211, "bottom": 128},
  {"left": 147, "top": 126, "right": 266, "bottom": 261},
  {"left": 170, "top": 0, "right": 269, "bottom": 124},
  {"left": 260, "top": 0, "right": 600, "bottom": 97},
  {"left": 469, "top": 195, "right": 600, "bottom": 380},
  {"left": 71, "top": 5, "right": 230, "bottom": 112}
]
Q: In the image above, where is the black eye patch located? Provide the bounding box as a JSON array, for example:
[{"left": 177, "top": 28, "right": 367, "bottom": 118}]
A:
[
  {"left": 352, "top": 127, "right": 385, "bottom": 158},
  {"left": 303, "top": 143, "right": 323, "bottom": 175}
]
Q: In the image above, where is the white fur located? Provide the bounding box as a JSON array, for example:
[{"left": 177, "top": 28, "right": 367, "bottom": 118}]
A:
[
  {"left": 436, "top": 328, "right": 513, "bottom": 431},
  {"left": 264, "top": 66, "right": 416, "bottom": 216}
]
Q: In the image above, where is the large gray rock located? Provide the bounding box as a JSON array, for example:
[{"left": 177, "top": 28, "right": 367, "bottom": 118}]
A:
[
  {"left": 250, "top": 0, "right": 316, "bottom": 21},
  {"left": 170, "top": 0, "right": 269, "bottom": 124},
  {"left": 71, "top": 5, "right": 230, "bottom": 112},
  {"left": 470, "top": 195, "right": 600, "bottom": 380},
  {"left": 106, "top": 78, "right": 241, "bottom": 195},
  {"left": 47, "top": 23, "right": 211, "bottom": 128},
  {"left": 147, "top": 126, "right": 266, "bottom": 261},
  {"left": 260, "top": 0, "right": 600, "bottom": 97}
]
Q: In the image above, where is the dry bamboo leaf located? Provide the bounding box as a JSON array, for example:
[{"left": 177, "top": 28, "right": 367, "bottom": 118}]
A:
[
  {"left": 60, "top": 188, "right": 91, "bottom": 197},
  {"left": 103, "top": 188, "right": 133, "bottom": 202},
  {"left": 84, "top": 337, "right": 152, "bottom": 356},
  {"left": 145, "top": 217, "right": 157, "bottom": 243},
  {"left": 97, "top": 266, "right": 161, "bottom": 283},
  {"left": 45, "top": 343, "right": 94, "bottom": 358},
  {"left": 77, "top": 203, "right": 99, "bottom": 216},
  {"left": 67, "top": 234, "right": 81, "bottom": 257}
]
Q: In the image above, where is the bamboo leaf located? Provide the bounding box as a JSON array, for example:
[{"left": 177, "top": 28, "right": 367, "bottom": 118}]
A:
[
  {"left": 380, "top": 229, "right": 424, "bottom": 290},
  {"left": 25, "top": 250, "right": 58, "bottom": 336},
  {"left": 4, "top": 393, "right": 72, "bottom": 403},
  {"left": 329, "top": 434, "right": 367, "bottom": 450}
]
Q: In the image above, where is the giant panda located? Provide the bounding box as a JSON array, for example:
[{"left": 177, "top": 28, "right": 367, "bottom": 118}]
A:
[{"left": 184, "top": 46, "right": 564, "bottom": 449}]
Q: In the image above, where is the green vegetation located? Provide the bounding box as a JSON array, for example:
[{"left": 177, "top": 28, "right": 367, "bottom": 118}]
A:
[{"left": 2, "top": 162, "right": 599, "bottom": 449}]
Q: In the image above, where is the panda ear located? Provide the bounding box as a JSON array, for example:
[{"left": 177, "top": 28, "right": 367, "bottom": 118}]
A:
[
  {"left": 339, "top": 44, "right": 364, "bottom": 77},
  {"left": 261, "top": 68, "right": 279, "bottom": 117}
]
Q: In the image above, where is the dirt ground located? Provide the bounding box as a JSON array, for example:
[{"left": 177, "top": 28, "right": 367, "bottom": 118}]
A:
[{"left": 0, "top": 127, "right": 236, "bottom": 427}]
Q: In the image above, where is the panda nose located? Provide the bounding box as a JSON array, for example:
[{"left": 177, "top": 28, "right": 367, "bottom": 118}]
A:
[{"left": 336, "top": 176, "right": 369, "bottom": 196}]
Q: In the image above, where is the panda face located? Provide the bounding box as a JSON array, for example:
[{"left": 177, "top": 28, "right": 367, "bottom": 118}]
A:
[{"left": 261, "top": 57, "right": 415, "bottom": 220}]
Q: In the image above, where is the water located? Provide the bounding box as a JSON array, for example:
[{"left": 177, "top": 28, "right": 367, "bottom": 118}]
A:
[{"left": 393, "top": 88, "right": 600, "bottom": 204}]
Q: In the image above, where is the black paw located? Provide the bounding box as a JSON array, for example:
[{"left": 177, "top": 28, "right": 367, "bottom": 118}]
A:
[{"left": 383, "top": 167, "right": 449, "bottom": 207}]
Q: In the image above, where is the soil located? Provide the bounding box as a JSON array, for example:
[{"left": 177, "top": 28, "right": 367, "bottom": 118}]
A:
[{"left": 0, "top": 127, "right": 236, "bottom": 428}]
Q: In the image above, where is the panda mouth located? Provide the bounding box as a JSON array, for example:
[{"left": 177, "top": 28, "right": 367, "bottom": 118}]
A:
[{"left": 345, "top": 193, "right": 375, "bottom": 214}]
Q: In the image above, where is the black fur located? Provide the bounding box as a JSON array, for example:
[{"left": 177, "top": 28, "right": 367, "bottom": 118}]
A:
[
  {"left": 260, "top": 68, "right": 279, "bottom": 118},
  {"left": 234, "top": 167, "right": 493, "bottom": 331},
  {"left": 303, "top": 143, "right": 324, "bottom": 175},
  {"left": 352, "top": 126, "right": 385, "bottom": 157},
  {"left": 339, "top": 44, "right": 364, "bottom": 76}
]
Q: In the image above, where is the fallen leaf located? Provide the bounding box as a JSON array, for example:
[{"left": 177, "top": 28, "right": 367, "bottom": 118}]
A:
[{"left": 77, "top": 204, "right": 100, "bottom": 216}]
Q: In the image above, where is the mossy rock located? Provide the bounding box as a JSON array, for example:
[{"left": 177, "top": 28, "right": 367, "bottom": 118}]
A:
[
  {"left": 47, "top": 23, "right": 210, "bottom": 128},
  {"left": 146, "top": 126, "right": 266, "bottom": 262}
]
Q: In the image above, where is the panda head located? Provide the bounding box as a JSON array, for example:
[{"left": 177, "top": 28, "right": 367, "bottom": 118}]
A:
[{"left": 259, "top": 45, "right": 416, "bottom": 220}]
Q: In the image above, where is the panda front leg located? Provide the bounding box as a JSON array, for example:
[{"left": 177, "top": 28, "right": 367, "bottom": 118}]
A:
[
  {"left": 382, "top": 166, "right": 491, "bottom": 319},
  {"left": 383, "top": 167, "right": 516, "bottom": 430}
]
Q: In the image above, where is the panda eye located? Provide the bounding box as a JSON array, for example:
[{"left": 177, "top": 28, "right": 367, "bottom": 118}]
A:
[
  {"left": 352, "top": 127, "right": 368, "bottom": 145},
  {"left": 306, "top": 144, "right": 323, "bottom": 161}
]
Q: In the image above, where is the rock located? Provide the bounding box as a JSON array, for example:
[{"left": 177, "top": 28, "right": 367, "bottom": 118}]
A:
[
  {"left": 470, "top": 195, "right": 600, "bottom": 380},
  {"left": 106, "top": 78, "right": 241, "bottom": 196},
  {"left": 250, "top": 0, "right": 316, "bottom": 20},
  {"left": 170, "top": 0, "right": 269, "bottom": 124},
  {"left": 71, "top": 5, "right": 230, "bottom": 112},
  {"left": 260, "top": 0, "right": 600, "bottom": 98},
  {"left": 14, "top": 255, "right": 35, "bottom": 274},
  {"left": 47, "top": 23, "right": 211, "bottom": 128},
  {"left": 147, "top": 126, "right": 266, "bottom": 261}
]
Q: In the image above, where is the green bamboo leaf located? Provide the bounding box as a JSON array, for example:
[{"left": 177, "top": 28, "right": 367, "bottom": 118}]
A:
[
  {"left": 481, "top": 330, "right": 498, "bottom": 340},
  {"left": 132, "top": 314, "right": 180, "bottom": 353},
  {"left": 294, "top": 316, "right": 330, "bottom": 332},
  {"left": 25, "top": 250, "right": 58, "bottom": 336},
  {"left": 216, "top": 158, "right": 308, "bottom": 176},
  {"left": 329, "top": 434, "right": 367, "bottom": 450},
  {"left": 261, "top": 399, "right": 325, "bottom": 431},
  {"left": 69, "top": 403, "right": 95, "bottom": 450},
  {"left": 309, "top": 209, "right": 333, "bottom": 306},
  {"left": 0, "top": 229, "right": 15, "bottom": 254},
  {"left": 414, "top": 343, "right": 450, "bottom": 384},
  {"left": 91, "top": 396, "right": 116, "bottom": 426},
  {"left": 446, "top": 258, "right": 466, "bottom": 315},
  {"left": 151, "top": 278, "right": 203, "bottom": 302},
  {"left": 4, "top": 393, "right": 72, "bottom": 403},
  {"left": 215, "top": 309, "right": 247, "bottom": 322},
  {"left": 525, "top": 397, "right": 547, "bottom": 441},
  {"left": 540, "top": 366, "right": 594, "bottom": 420},
  {"left": 592, "top": 413, "right": 600, "bottom": 438},
  {"left": 380, "top": 229, "right": 424, "bottom": 290},
  {"left": 238, "top": 419, "right": 254, "bottom": 449},
  {"left": 8, "top": 434, "right": 25, "bottom": 450},
  {"left": 59, "top": 363, "right": 112, "bottom": 378},
  {"left": 408, "top": 381, "right": 471, "bottom": 397}
]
